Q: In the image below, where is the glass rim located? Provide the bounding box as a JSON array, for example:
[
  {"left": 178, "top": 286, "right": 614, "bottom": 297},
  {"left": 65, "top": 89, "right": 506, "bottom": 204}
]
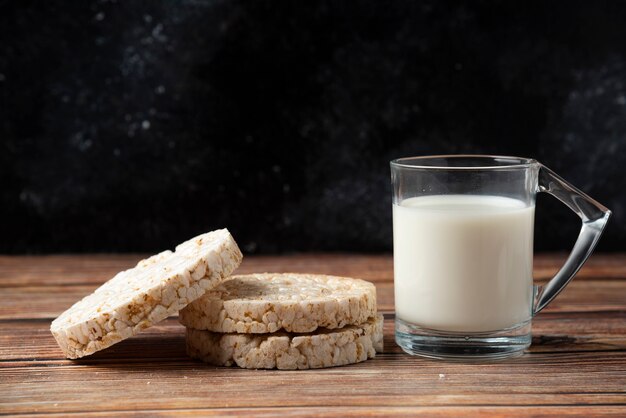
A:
[{"left": 390, "top": 154, "right": 537, "bottom": 170}]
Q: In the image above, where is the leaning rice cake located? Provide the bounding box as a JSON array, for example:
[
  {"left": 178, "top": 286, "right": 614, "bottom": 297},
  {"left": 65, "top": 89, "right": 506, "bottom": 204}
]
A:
[{"left": 51, "top": 229, "right": 242, "bottom": 359}]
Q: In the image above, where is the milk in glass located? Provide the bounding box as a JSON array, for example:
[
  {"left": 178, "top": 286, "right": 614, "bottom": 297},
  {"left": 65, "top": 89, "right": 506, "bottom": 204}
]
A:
[{"left": 393, "top": 195, "right": 534, "bottom": 332}]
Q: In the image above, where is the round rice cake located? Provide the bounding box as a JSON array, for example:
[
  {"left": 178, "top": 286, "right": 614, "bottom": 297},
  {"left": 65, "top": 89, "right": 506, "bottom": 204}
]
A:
[
  {"left": 186, "top": 314, "right": 384, "bottom": 369},
  {"left": 50, "top": 229, "right": 243, "bottom": 359},
  {"left": 179, "top": 273, "right": 377, "bottom": 333}
]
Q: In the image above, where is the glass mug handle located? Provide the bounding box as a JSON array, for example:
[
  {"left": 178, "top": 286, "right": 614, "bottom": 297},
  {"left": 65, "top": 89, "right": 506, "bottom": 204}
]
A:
[{"left": 533, "top": 164, "right": 612, "bottom": 314}]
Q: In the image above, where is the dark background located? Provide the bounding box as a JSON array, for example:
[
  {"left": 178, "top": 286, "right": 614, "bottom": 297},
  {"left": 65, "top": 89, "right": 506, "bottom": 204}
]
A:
[{"left": 1, "top": 0, "right": 624, "bottom": 254}]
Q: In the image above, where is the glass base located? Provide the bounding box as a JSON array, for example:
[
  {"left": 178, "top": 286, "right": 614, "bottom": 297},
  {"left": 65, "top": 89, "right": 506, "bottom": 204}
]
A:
[{"left": 395, "top": 318, "right": 531, "bottom": 360}]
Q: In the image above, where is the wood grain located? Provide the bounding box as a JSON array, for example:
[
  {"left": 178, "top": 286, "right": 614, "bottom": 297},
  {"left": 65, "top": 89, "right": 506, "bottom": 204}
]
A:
[
  {"left": 8, "top": 406, "right": 626, "bottom": 417},
  {"left": 1, "top": 254, "right": 625, "bottom": 416}
]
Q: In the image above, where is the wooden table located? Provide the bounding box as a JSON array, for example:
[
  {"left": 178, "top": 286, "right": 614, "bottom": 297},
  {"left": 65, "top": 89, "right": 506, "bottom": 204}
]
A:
[{"left": 1, "top": 254, "right": 625, "bottom": 416}]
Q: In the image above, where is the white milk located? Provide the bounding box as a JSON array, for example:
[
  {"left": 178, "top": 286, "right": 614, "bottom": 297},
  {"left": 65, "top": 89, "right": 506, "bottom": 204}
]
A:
[{"left": 393, "top": 195, "right": 534, "bottom": 332}]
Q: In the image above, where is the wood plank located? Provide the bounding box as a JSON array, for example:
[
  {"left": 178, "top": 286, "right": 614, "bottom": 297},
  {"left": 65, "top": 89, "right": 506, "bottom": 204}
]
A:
[
  {"left": 1, "top": 253, "right": 624, "bottom": 287},
  {"left": 532, "top": 253, "right": 626, "bottom": 281},
  {"left": 1, "top": 279, "right": 624, "bottom": 320},
  {"left": 2, "top": 351, "right": 626, "bottom": 414},
  {"left": 2, "top": 313, "right": 626, "bottom": 363},
  {"left": 9, "top": 406, "right": 626, "bottom": 417},
  {"left": 0, "top": 254, "right": 396, "bottom": 286}
]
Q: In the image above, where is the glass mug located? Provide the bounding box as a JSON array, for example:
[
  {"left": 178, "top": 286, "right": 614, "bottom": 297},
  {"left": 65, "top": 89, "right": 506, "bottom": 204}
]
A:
[{"left": 391, "top": 155, "right": 611, "bottom": 359}]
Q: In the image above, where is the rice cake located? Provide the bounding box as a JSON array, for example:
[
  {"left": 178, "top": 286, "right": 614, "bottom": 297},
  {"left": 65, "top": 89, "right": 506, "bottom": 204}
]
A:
[
  {"left": 186, "top": 314, "right": 384, "bottom": 369},
  {"left": 50, "top": 229, "right": 242, "bottom": 359},
  {"left": 179, "top": 273, "right": 377, "bottom": 333}
]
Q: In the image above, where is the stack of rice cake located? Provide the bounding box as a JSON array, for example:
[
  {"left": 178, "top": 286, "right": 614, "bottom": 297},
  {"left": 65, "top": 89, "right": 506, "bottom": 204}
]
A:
[
  {"left": 180, "top": 273, "right": 384, "bottom": 369},
  {"left": 50, "top": 229, "right": 383, "bottom": 369}
]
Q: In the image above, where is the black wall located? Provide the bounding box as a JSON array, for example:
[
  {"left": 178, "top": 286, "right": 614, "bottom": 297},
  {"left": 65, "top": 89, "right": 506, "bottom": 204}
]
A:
[{"left": 1, "top": 0, "right": 624, "bottom": 254}]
